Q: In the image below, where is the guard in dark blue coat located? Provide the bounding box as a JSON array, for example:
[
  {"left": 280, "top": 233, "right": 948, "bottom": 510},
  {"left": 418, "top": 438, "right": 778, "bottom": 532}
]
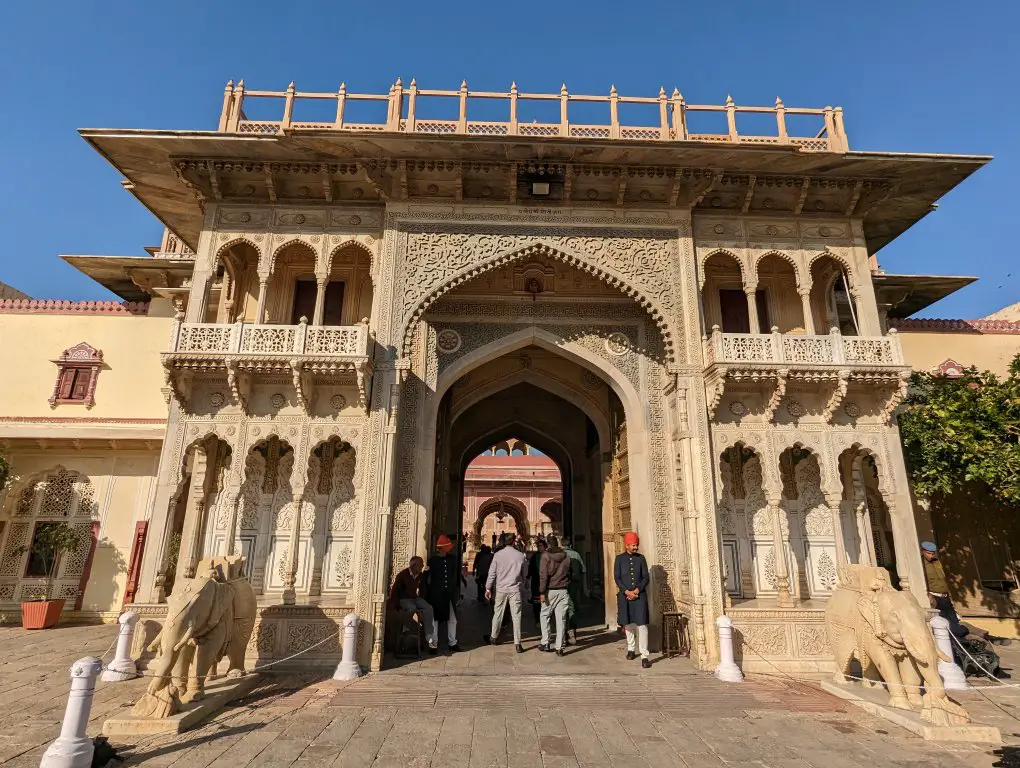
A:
[
  {"left": 614, "top": 531, "right": 650, "bottom": 668},
  {"left": 424, "top": 534, "right": 460, "bottom": 652}
]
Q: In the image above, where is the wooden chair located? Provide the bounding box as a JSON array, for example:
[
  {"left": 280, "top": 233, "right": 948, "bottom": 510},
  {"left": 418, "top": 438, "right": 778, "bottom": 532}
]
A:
[{"left": 661, "top": 611, "right": 691, "bottom": 658}]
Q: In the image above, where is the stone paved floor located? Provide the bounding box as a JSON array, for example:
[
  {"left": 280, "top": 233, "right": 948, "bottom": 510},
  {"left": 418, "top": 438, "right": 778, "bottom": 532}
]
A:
[{"left": 2, "top": 602, "right": 1020, "bottom": 767}]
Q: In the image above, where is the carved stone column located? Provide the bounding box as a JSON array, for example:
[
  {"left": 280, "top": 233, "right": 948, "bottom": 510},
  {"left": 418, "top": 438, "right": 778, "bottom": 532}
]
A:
[
  {"left": 254, "top": 277, "right": 269, "bottom": 323},
  {"left": 220, "top": 487, "right": 242, "bottom": 556},
  {"left": 882, "top": 494, "right": 912, "bottom": 593},
  {"left": 282, "top": 492, "right": 302, "bottom": 605},
  {"left": 855, "top": 500, "right": 876, "bottom": 566},
  {"left": 824, "top": 491, "right": 848, "bottom": 568},
  {"left": 744, "top": 286, "right": 761, "bottom": 333},
  {"left": 767, "top": 492, "right": 794, "bottom": 607},
  {"left": 798, "top": 289, "right": 816, "bottom": 334},
  {"left": 313, "top": 278, "right": 327, "bottom": 326},
  {"left": 308, "top": 498, "right": 327, "bottom": 597},
  {"left": 175, "top": 447, "right": 211, "bottom": 586}
]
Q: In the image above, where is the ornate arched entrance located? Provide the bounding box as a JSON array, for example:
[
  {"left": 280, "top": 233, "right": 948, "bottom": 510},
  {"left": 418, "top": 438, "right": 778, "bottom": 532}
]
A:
[{"left": 473, "top": 495, "right": 530, "bottom": 546}]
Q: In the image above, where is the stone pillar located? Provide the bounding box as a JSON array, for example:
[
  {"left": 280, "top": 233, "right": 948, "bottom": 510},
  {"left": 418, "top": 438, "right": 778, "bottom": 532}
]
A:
[
  {"left": 930, "top": 616, "right": 969, "bottom": 690},
  {"left": 745, "top": 287, "right": 760, "bottom": 334},
  {"left": 220, "top": 487, "right": 242, "bottom": 556},
  {"left": 175, "top": 446, "right": 211, "bottom": 585},
  {"left": 254, "top": 277, "right": 269, "bottom": 323},
  {"left": 282, "top": 493, "right": 302, "bottom": 605},
  {"left": 333, "top": 613, "right": 362, "bottom": 680},
  {"left": 600, "top": 455, "right": 617, "bottom": 629},
  {"left": 824, "top": 492, "right": 848, "bottom": 567},
  {"left": 799, "top": 289, "right": 816, "bottom": 334},
  {"left": 855, "top": 500, "right": 876, "bottom": 566},
  {"left": 714, "top": 616, "right": 743, "bottom": 682},
  {"left": 40, "top": 657, "right": 103, "bottom": 768},
  {"left": 313, "top": 279, "right": 327, "bottom": 326},
  {"left": 767, "top": 494, "right": 794, "bottom": 607},
  {"left": 101, "top": 612, "right": 139, "bottom": 682}
]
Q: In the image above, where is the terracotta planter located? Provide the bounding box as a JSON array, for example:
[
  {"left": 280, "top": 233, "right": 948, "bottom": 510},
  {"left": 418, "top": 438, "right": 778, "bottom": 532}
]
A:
[{"left": 20, "top": 599, "right": 65, "bottom": 630}]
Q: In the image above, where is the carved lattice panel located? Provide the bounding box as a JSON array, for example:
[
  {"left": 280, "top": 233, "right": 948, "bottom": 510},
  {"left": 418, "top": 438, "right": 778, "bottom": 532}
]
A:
[{"left": 0, "top": 523, "right": 30, "bottom": 577}]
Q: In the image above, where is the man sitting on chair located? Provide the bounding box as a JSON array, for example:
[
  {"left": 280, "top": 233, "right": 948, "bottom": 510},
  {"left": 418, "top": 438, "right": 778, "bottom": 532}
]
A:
[{"left": 389, "top": 555, "right": 438, "bottom": 654}]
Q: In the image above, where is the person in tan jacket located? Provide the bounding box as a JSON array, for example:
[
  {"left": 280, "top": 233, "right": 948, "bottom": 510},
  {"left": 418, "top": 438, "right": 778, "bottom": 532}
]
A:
[{"left": 538, "top": 536, "right": 572, "bottom": 655}]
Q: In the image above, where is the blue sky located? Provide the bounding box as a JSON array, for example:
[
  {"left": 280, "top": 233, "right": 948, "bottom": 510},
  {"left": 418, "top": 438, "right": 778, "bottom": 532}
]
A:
[{"left": 1, "top": 1, "right": 1016, "bottom": 317}]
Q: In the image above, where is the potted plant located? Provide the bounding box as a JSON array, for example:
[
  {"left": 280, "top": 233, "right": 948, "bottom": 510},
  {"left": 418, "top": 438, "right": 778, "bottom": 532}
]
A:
[{"left": 18, "top": 522, "right": 82, "bottom": 629}]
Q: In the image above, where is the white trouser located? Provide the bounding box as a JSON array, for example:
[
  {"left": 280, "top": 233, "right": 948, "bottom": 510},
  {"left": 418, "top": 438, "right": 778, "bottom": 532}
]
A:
[
  {"left": 430, "top": 601, "right": 458, "bottom": 646},
  {"left": 399, "top": 598, "right": 437, "bottom": 648},
  {"left": 625, "top": 623, "right": 649, "bottom": 659},
  {"left": 540, "top": 589, "right": 569, "bottom": 650},
  {"left": 491, "top": 589, "right": 523, "bottom": 645}
]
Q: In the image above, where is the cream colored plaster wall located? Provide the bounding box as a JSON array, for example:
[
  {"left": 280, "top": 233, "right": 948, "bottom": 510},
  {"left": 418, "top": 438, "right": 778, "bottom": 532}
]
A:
[
  {"left": 898, "top": 331, "right": 1020, "bottom": 377},
  {"left": 1, "top": 448, "right": 160, "bottom": 616},
  {"left": 0, "top": 314, "right": 171, "bottom": 419}
]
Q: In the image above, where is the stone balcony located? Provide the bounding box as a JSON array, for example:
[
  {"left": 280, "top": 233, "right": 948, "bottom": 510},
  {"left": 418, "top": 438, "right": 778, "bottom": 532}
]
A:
[
  {"left": 162, "top": 318, "right": 373, "bottom": 412},
  {"left": 703, "top": 327, "right": 910, "bottom": 424}
]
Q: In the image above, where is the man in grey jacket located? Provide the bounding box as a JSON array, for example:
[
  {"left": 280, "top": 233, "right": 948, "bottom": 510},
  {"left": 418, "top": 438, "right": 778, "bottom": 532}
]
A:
[{"left": 483, "top": 532, "right": 527, "bottom": 652}]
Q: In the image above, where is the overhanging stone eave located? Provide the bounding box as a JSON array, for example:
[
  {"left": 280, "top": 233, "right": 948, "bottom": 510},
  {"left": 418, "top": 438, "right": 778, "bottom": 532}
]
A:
[{"left": 80, "top": 127, "right": 990, "bottom": 253}]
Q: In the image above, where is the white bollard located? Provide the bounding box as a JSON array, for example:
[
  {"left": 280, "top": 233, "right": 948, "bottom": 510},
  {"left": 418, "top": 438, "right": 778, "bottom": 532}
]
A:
[
  {"left": 333, "top": 613, "right": 362, "bottom": 681},
  {"left": 930, "top": 615, "right": 969, "bottom": 690},
  {"left": 41, "top": 656, "right": 103, "bottom": 768},
  {"left": 714, "top": 615, "right": 743, "bottom": 683},
  {"left": 101, "top": 611, "right": 139, "bottom": 682}
]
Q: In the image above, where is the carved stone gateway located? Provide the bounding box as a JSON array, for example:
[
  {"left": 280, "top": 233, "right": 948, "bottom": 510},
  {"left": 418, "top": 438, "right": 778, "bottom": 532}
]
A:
[{"left": 110, "top": 78, "right": 971, "bottom": 681}]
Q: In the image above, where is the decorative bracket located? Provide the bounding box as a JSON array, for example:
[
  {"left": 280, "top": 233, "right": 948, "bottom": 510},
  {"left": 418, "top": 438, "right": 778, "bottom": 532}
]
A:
[
  {"left": 162, "top": 366, "right": 193, "bottom": 408},
  {"left": 764, "top": 368, "right": 788, "bottom": 423},
  {"left": 883, "top": 370, "right": 911, "bottom": 425},
  {"left": 822, "top": 368, "right": 851, "bottom": 423},
  {"left": 289, "top": 359, "right": 315, "bottom": 414},
  {"left": 225, "top": 360, "right": 251, "bottom": 413},
  {"left": 706, "top": 367, "right": 728, "bottom": 418}
]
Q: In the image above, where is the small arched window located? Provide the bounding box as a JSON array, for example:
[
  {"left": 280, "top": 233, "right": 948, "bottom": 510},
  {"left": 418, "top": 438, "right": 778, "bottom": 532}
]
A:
[{"left": 49, "top": 342, "right": 103, "bottom": 408}]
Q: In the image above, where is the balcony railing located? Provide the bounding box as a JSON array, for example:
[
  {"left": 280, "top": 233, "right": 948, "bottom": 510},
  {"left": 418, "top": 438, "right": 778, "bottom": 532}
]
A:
[
  {"left": 704, "top": 327, "right": 904, "bottom": 367},
  {"left": 217, "top": 79, "right": 850, "bottom": 152},
  {"left": 169, "top": 320, "right": 372, "bottom": 359}
]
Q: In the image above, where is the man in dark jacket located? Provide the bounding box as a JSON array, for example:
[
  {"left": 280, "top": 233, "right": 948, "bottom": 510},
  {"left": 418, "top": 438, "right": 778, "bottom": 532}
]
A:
[
  {"left": 473, "top": 545, "right": 493, "bottom": 607},
  {"left": 424, "top": 534, "right": 460, "bottom": 652},
  {"left": 615, "top": 531, "right": 650, "bottom": 668},
  {"left": 388, "top": 555, "right": 437, "bottom": 653},
  {"left": 538, "top": 535, "right": 571, "bottom": 655},
  {"left": 528, "top": 538, "right": 547, "bottom": 624}
]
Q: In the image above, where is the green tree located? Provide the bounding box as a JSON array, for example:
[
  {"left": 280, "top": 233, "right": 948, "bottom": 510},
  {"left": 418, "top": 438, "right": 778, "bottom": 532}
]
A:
[{"left": 899, "top": 353, "right": 1020, "bottom": 504}]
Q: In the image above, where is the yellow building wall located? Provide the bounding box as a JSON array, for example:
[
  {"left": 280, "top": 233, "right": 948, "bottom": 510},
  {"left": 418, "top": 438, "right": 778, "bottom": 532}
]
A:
[
  {"left": 1, "top": 448, "right": 160, "bottom": 618},
  {"left": 897, "top": 329, "right": 1020, "bottom": 378},
  {"left": 0, "top": 313, "right": 171, "bottom": 420}
]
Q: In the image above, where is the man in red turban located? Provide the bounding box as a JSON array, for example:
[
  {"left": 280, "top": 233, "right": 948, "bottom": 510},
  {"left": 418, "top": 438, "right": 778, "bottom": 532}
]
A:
[
  {"left": 423, "top": 534, "right": 460, "bottom": 652},
  {"left": 614, "top": 531, "right": 650, "bottom": 668}
]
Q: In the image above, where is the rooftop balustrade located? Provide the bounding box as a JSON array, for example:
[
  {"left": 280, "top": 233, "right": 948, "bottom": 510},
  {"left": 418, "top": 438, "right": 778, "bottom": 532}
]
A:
[{"left": 217, "top": 79, "right": 849, "bottom": 152}]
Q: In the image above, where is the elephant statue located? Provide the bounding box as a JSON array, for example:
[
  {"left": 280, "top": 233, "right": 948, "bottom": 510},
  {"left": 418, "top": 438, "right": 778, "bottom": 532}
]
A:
[
  {"left": 130, "top": 554, "right": 256, "bottom": 718},
  {"left": 825, "top": 564, "right": 970, "bottom": 726}
]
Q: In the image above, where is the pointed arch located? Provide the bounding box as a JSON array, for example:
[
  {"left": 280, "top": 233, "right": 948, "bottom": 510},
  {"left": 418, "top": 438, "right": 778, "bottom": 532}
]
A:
[
  {"left": 474, "top": 495, "right": 531, "bottom": 544},
  {"left": 214, "top": 237, "right": 262, "bottom": 267},
  {"left": 401, "top": 241, "right": 678, "bottom": 364},
  {"left": 269, "top": 238, "right": 318, "bottom": 275},
  {"left": 327, "top": 240, "right": 374, "bottom": 273},
  {"left": 753, "top": 249, "right": 802, "bottom": 288},
  {"left": 699, "top": 248, "right": 746, "bottom": 288},
  {"left": 808, "top": 248, "right": 857, "bottom": 294}
]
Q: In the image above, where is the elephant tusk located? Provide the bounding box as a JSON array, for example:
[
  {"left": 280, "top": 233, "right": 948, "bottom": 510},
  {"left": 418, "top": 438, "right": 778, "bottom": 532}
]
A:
[{"left": 172, "top": 627, "right": 195, "bottom": 652}]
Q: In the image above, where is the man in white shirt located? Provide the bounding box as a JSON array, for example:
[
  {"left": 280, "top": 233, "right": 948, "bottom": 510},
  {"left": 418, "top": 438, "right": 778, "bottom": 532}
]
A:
[{"left": 483, "top": 532, "right": 527, "bottom": 653}]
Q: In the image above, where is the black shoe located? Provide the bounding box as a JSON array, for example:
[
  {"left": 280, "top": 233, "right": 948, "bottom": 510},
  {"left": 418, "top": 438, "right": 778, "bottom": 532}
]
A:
[
  {"left": 641, "top": 658, "right": 651, "bottom": 669},
  {"left": 483, "top": 634, "right": 492, "bottom": 645},
  {"left": 995, "top": 668, "right": 1012, "bottom": 679},
  {"left": 626, "top": 651, "right": 637, "bottom": 661},
  {"left": 427, "top": 646, "right": 438, "bottom": 655},
  {"left": 448, "top": 644, "right": 460, "bottom": 653},
  {"left": 516, "top": 644, "right": 525, "bottom": 654},
  {"left": 539, "top": 644, "right": 551, "bottom": 652},
  {"left": 556, "top": 649, "right": 565, "bottom": 657}
]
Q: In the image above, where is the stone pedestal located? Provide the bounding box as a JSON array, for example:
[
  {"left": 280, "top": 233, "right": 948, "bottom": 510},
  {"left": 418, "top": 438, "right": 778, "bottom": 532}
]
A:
[
  {"left": 103, "top": 675, "right": 260, "bottom": 737},
  {"left": 713, "top": 615, "right": 743, "bottom": 683},
  {"left": 333, "top": 613, "right": 362, "bottom": 681},
  {"left": 820, "top": 681, "right": 999, "bottom": 743}
]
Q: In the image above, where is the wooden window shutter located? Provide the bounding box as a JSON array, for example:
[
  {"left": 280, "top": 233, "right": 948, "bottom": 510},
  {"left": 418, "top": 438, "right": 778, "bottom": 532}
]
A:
[
  {"left": 70, "top": 369, "right": 91, "bottom": 400},
  {"left": 57, "top": 369, "right": 76, "bottom": 400}
]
